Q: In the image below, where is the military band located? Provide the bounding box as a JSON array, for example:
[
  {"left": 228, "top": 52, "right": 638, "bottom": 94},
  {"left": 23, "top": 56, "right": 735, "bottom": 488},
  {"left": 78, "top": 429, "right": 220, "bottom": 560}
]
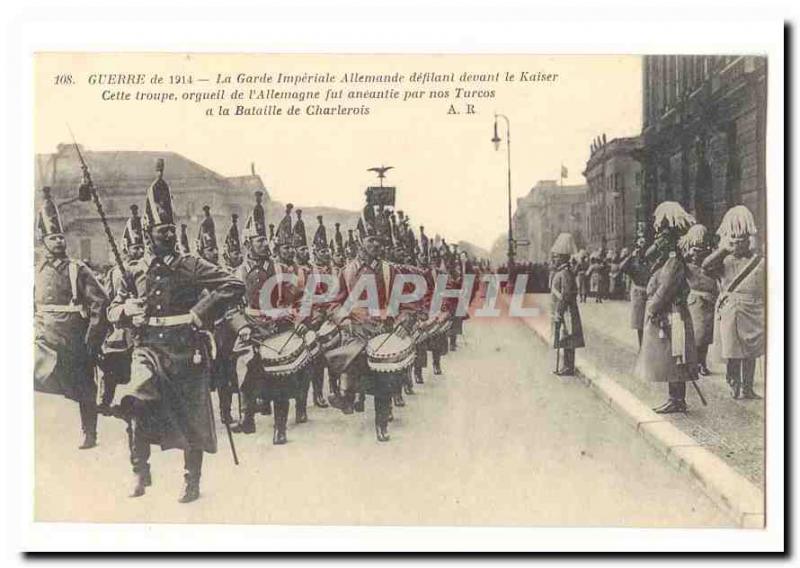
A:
[{"left": 33, "top": 153, "right": 767, "bottom": 503}]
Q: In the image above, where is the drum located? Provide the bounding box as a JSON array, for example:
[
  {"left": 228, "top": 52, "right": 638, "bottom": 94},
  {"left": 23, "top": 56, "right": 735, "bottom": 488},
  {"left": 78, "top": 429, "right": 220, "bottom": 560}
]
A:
[
  {"left": 305, "top": 330, "right": 321, "bottom": 361},
  {"left": 366, "top": 332, "right": 416, "bottom": 374},
  {"left": 257, "top": 330, "right": 310, "bottom": 377},
  {"left": 317, "top": 320, "right": 341, "bottom": 352}
]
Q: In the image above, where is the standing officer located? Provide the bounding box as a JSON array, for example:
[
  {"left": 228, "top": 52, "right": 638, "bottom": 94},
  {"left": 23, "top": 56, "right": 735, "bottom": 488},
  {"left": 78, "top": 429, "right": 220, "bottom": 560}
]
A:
[
  {"left": 702, "top": 205, "right": 765, "bottom": 399},
  {"left": 634, "top": 202, "right": 697, "bottom": 414},
  {"left": 550, "top": 233, "right": 584, "bottom": 376},
  {"left": 679, "top": 224, "right": 718, "bottom": 377},
  {"left": 108, "top": 160, "right": 244, "bottom": 502},
  {"left": 619, "top": 231, "right": 651, "bottom": 347},
  {"left": 34, "top": 187, "right": 109, "bottom": 449}
]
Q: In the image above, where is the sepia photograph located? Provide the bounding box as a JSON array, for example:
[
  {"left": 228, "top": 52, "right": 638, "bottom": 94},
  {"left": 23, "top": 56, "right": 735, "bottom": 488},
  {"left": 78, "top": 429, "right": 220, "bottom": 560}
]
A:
[{"left": 6, "top": 7, "right": 787, "bottom": 554}]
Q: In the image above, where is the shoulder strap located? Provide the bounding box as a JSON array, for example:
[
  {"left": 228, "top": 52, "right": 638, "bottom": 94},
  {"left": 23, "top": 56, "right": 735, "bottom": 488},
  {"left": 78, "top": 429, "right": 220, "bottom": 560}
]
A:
[{"left": 724, "top": 254, "right": 763, "bottom": 295}]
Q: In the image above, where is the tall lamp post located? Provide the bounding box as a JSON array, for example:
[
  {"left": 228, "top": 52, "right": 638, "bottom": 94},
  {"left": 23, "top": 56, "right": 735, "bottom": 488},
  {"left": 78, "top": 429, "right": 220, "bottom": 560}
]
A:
[{"left": 491, "top": 113, "right": 514, "bottom": 269}]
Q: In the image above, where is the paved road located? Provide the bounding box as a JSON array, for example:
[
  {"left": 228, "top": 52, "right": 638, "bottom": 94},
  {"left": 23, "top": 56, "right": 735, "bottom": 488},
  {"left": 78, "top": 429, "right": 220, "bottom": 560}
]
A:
[{"left": 35, "top": 314, "right": 732, "bottom": 527}]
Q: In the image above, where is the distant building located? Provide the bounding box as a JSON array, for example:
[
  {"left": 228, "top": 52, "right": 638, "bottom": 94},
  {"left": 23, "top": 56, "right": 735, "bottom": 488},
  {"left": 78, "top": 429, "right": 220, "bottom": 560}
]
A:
[
  {"left": 639, "top": 55, "right": 767, "bottom": 234},
  {"left": 513, "top": 180, "right": 588, "bottom": 262},
  {"left": 582, "top": 135, "right": 643, "bottom": 253},
  {"left": 34, "top": 144, "right": 267, "bottom": 265}
]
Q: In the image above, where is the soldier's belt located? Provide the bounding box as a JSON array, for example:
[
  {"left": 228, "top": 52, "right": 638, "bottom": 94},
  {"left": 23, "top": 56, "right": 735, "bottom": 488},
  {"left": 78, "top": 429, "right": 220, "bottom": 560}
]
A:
[
  {"left": 245, "top": 307, "right": 270, "bottom": 317},
  {"left": 36, "top": 304, "right": 85, "bottom": 314},
  {"left": 146, "top": 314, "right": 194, "bottom": 327}
]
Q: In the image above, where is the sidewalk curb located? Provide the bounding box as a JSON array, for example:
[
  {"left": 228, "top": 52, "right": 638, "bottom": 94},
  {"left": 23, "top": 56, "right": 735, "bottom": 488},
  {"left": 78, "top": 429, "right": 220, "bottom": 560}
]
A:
[{"left": 512, "top": 305, "right": 765, "bottom": 528}]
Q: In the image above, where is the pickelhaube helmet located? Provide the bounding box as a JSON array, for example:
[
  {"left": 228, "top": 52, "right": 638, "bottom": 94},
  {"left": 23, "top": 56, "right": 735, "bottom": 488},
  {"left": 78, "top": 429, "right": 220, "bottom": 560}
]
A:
[
  {"left": 292, "top": 208, "right": 307, "bottom": 249},
  {"left": 179, "top": 223, "right": 191, "bottom": 254},
  {"left": 242, "top": 191, "right": 267, "bottom": 240},
  {"left": 144, "top": 158, "right": 175, "bottom": 229},
  {"left": 196, "top": 204, "right": 218, "bottom": 254},
  {"left": 313, "top": 215, "right": 328, "bottom": 252},
  {"left": 225, "top": 213, "right": 242, "bottom": 257},
  {"left": 122, "top": 204, "right": 144, "bottom": 252},
  {"left": 275, "top": 203, "right": 294, "bottom": 248},
  {"left": 37, "top": 187, "right": 64, "bottom": 240}
]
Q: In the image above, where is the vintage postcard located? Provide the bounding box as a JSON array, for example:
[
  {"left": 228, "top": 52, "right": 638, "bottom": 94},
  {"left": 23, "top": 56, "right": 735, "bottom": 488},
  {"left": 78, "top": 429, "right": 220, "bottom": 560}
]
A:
[{"left": 26, "top": 45, "right": 783, "bottom": 549}]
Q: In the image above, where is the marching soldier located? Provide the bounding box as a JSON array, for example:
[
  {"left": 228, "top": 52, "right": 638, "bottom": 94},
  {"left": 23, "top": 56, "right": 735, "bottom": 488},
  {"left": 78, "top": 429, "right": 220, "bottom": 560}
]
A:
[
  {"left": 586, "top": 251, "right": 605, "bottom": 303},
  {"left": 634, "top": 202, "right": 697, "bottom": 414},
  {"left": 679, "top": 224, "right": 718, "bottom": 377},
  {"left": 107, "top": 160, "right": 244, "bottom": 502},
  {"left": 98, "top": 204, "right": 145, "bottom": 414},
  {"left": 196, "top": 205, "right": 219, "bottom": 264},
  {"left": 550, "top": 233, "right": 584, "bottom": 376},
  {"left": 326, "top": 221, "right": 421, "bottom": 442},
  {"left": 619, "top": 232, "right": 651, "bottom": 347},
  {"left": 230, "top": 200, "right": 311, "bottom": 443},
  {"left": 217, "top": 213, "right": 244, "bottom": 426},
  {"left": 34, "top": 187, "right": 109, "bottom": 449},
  {"left": 702, "top": 205, "right": 765, "bottom": 399}
]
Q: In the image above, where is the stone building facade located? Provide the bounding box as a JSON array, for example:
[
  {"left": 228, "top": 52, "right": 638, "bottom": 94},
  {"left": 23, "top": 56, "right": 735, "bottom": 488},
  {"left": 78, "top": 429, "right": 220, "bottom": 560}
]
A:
[
  {"left": 513, "top": 180, "right": 588, "bottom": 262},
  {"left": 582, "top": 135, "right": 643, "bottom": 253},
  {"left": 34, "top": 144, "right": 267, "bottom": 266},
  {"left": 638, "top": 55, "right": 767, "bottom": 236}
]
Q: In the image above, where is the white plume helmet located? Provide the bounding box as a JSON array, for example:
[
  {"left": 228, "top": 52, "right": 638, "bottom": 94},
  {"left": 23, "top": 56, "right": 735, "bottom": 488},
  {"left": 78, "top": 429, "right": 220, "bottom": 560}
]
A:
[
  {"left": 653, "top": 201, "right": 696, "bottom": 233},
  {"left": 678, "top": 223, "right": 709, "bottom": 252},
  {"left": 717, "top": 205, "right": 757, "bottom": 238},
  {"left": 550, "top": 232, "right": 577, "bottom": 256}
]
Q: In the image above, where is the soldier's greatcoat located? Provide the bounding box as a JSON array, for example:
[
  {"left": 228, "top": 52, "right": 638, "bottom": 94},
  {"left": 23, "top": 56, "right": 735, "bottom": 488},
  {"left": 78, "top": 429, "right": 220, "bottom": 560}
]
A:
[
  {"left": 619, "top": 253, "right": 650, "bottom": 330},
  {"left": 634, "top": 254, "right": 697, "bottom": 383},
  {"left": 685, "top": 263, "right": 718, "bottom": 349},
  {"left": 708, "top": 253, "right": 765, "bottom": 360},
  {"left": 108, "top": 252, "right": 244, "bottom": 453},
  {"left": 34, "top": 257, "right": 108, "bottom": 402},
  {"left": 550, "top": 263, "right": 585, "bottom": 349}
]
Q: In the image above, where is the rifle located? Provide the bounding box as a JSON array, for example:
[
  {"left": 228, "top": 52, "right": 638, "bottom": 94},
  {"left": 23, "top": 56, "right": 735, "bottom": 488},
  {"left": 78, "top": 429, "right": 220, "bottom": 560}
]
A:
[{"left": 68, "top": 125, "right": 136, "bottom": 298}]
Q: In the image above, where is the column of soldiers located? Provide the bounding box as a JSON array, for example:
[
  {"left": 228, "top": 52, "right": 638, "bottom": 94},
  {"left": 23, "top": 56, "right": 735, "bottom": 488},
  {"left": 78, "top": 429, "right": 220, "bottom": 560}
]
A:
[
  {"left": 34, "top": 159, "right": 478, "bottom": 503},
  {"left": 548, "top": 201, "right": 765, "bottom": 413}
]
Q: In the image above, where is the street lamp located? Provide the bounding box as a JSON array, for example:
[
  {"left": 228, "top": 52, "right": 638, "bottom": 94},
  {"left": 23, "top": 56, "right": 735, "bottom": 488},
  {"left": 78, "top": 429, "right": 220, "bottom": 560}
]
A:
[{"left": 491, "top": 113, "right": 514, "bottom": 269}]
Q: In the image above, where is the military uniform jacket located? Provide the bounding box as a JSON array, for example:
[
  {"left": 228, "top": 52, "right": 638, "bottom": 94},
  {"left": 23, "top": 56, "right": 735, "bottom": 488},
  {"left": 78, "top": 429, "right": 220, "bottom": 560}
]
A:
[
  {"left": 34, "top": 256, "right": 109, "bottom": 401},
  {"left": 634, "top": 255, "right": 697, "bottom": 383},
  {"left": 685, "top": 263, "right": 718, "bottom": 348},
  {"left": 550, "top": 264, "right": 585, "bottom": 349},
  {"left": 620, "top": 253, "right": 650, "bottom": 329},
  {"left": 108, "top": 252, "right": 244, "bottom": 453},
  {"left": 704, "top": 251, "right": 765, "bottom": 359}
]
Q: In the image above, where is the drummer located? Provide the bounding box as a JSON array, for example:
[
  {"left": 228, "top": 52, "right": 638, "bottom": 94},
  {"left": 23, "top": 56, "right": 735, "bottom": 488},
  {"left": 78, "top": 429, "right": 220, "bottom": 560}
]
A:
[
  {"left": 326, "top": 224, "right": 421, "bottom": 442},
  {"left": 229, "top": 198, "right": 309, "bottom": 445}
]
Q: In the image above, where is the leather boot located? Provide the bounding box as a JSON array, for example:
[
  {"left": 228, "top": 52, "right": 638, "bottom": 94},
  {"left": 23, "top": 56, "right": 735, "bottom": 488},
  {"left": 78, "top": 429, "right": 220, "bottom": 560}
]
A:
[
  {"left": 295, "top": 401, "right": 308, "bottom": 424},
  {"left": 128, "top": 417, "right": 150, "bottom": 497},
  {"left": 432, "top": 351, "right": 442, "bottom": 375},
  {"left": 414, "top": 366, "right": 424, "bottom": 384},
  {"left": 312, "top": 368, "right": 329, "bottom": 408},
  {"left": 354, "top": 392, "right": 365, "bottom": 413},
  {"left": 78, "top": 401, "right": 98, "bottom": 449},
  {"left": 449, "top": 335, "right": 457, "bottom": 351},
  {"left": 403, "top": 372, "right": 415, "bottom": 395},
  {"left": 178, "top": 450, "right": 202, "bottom": 503},
  {"left": 393, "top": 390, "right": 405, "bottom": 407},
  {"left": 727, "top": 360, "right": 742, "bottom": 399},
  {"left": 374, "top": 397, "right": 390, "bottom": 442},
  {"left": 259, "top": 398, "right": 272, "bottom": 415},
  {"left": 654, "top": 399, "right": 687, "bottom": 414},
  {"left": 330, "top": 391, "right": 355, "bottom": 414},
  {"left": 741, "top": 358, "right": 762, "bottom": 399},
  {"left": 273, "top": 400, "right": 289, "bottom": 445},
  {"left": 231, "top": 412, "right": 256, "bottom": 434}
]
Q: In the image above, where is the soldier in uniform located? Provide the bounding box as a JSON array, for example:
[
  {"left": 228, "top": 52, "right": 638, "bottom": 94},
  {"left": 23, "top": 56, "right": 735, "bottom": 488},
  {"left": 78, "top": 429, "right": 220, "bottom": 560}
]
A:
[
  {"left": 702, "top": 206, "right": 765, "bottom": 399},
  {"left": 108, "top": 160, "right": 244, "bottom": 502},
  {"left": 634, "top": 202, "right": 697, "bottom": 414},
  {"left": 231, "top": 200, "right": 311, "bottom": 441},
  {"left": 34, "top": 187, "right": 109, "bottom": 449},
  {"left": 98, "top": 205, "right": 145, "bottom": 414},
  {"left": 619, "top": 232, "right": 651, "bottom": 347},
  {"left": 178, "top": 223, "right": 191, "bottom": 255},
  {"left": 679, "top": 224, "right": 719, "bottom": 377},
  {"left": 217, "top": 213, "right": 244, "bottom": 426},
  {"left": 550, "top": 233, "right": 584, "bottom": 376},
  {"left": 326, "top": 222, "right": 421, "bottom": 441}
]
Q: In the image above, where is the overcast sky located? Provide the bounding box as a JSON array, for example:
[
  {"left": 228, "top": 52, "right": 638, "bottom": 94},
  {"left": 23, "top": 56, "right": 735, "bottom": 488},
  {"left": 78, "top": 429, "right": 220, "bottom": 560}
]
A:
[{"left": 36, "top": 54, "right": 642, "bottom": 250}]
